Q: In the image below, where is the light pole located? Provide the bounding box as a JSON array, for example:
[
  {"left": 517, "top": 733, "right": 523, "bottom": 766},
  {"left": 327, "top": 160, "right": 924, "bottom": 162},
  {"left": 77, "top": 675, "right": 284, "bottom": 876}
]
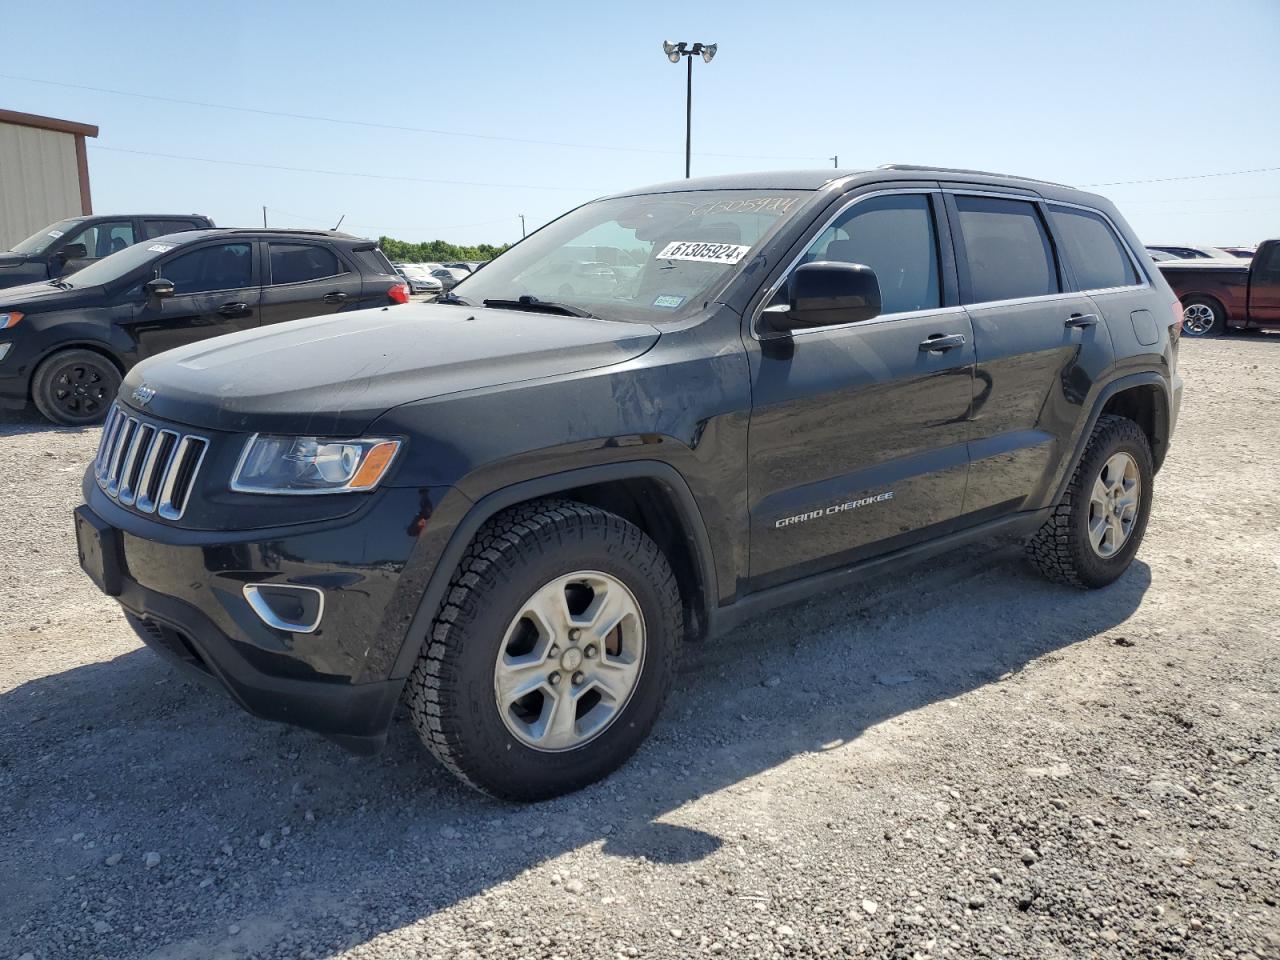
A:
[
  {"left": 662, "top": 41, "right": 717, "bottom": 178},
  {"left": 519, "top": 214, "right": 526, "bottom": 238}
]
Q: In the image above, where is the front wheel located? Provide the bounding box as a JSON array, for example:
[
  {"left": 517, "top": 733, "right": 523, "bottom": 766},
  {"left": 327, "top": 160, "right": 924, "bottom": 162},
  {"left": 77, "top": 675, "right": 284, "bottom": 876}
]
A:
[
  {"left": 1026, "top": 414, "right": 1154, "bottom": 589},
  {"left": 405, "top": 499, "right": 681, "bottom": 801},
  {"left": 1181, "top": 297, "right": 1227, "bottom": 338},
  {"left": 31, "top": 349, "right": 121, "bottom": 425}
]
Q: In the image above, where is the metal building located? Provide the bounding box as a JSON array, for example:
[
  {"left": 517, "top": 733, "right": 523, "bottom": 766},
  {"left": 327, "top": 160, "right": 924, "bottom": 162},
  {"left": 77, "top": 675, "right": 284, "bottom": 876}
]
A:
[{"left": 0, "top": 108, "right": 99, "bottom": 249}]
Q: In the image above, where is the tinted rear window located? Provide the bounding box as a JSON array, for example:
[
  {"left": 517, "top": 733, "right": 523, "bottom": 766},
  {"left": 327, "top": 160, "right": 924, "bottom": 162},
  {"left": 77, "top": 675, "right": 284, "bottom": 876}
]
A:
[
  {"left": 268, "top": 243, "right": 343, "bottom": 284},
  {"left": 351, "top": 247, "right": 397, "bottom": 276},
  {"left": 1048, "top": 206, "right": 1139, "bottom": 290},
  {"left": 955, "top": 196, "right": 1058, "bottom": 303}
]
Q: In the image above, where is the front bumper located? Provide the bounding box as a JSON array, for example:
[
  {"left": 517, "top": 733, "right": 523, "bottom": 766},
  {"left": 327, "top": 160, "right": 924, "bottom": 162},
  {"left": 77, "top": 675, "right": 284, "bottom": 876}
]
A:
[{"left": 76, "top": 478, "right": 454, "bottom": 752}]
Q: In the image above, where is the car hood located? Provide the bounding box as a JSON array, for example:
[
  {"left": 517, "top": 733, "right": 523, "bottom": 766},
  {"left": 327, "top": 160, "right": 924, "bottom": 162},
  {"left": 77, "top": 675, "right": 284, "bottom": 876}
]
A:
[
  {"left": 121, "top": 302, "right": 662, "bottom": 434},
  {"left": 0, "top": 279, "right": 91, "bottom": 306}
]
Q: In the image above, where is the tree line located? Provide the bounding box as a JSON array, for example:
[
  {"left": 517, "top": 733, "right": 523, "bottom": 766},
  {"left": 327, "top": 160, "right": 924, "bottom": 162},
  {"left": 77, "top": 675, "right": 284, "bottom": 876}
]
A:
[{"left": 378, "top": 236, "right": 512, "bottom": 263}]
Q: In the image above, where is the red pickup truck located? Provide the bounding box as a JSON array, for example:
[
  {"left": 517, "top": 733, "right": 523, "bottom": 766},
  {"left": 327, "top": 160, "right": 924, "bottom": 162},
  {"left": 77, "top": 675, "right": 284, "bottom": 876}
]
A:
[{"left": 1158, "top": 239, "right": 1280, "bottom": 337}]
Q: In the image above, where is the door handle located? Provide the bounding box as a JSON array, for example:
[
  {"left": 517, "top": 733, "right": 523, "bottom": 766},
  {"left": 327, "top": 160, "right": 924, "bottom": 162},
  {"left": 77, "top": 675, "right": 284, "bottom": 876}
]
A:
[
  {"left": 322, "top": 292, "right": 350, "bottom": 304},
  {"left": 218, "top": 302, "right": 249, "bottom": 316},
  {"left": 1065, "top": 313, "right": 1099, "bottom": 328},
  {"left": 919, "top": 333, "right": 966, "bottom": 352}
]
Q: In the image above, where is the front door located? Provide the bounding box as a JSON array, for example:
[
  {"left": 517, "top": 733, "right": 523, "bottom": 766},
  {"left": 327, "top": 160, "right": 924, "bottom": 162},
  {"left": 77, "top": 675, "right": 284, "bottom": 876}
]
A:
[
  {"left": 259, "top": 241, "right": 363, "bottom": 325},
  {"left": 946, "top": 193, "right": 1115, "bottom": 516},
  {"left": 127, "top": 240, "right": 261, "bottom": 357},
  {"left": 745, "top": 191, "right": 975, "bottom": 592}
]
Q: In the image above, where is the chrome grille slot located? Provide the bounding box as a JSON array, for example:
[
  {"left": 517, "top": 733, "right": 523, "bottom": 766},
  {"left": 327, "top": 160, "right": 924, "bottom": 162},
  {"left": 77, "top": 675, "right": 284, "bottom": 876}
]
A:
[
  {"left": 94, "top": 403, "right": 208, "bottom": 521},
  {"left": 158, "top": 435, "right": 208, "bottom": 520}
]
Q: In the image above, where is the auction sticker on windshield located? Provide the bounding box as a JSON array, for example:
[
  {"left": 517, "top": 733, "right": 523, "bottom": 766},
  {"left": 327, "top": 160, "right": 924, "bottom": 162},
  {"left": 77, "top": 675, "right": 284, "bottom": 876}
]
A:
[{"left": 656, "top": 241, "right": 751, "bottom": 264}]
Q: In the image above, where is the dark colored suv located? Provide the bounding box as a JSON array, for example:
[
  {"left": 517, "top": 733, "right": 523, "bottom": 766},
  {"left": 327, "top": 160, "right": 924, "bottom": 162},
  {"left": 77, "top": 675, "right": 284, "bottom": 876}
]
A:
[
  {"left": 75, "top": 166, "right": 1182, "bottom": 800},
  {"left": 1, "top": 229, "right": 408, "bottom": 424},
  {"left": 0, "top": 213, "right": 216, "bottom": 290}
]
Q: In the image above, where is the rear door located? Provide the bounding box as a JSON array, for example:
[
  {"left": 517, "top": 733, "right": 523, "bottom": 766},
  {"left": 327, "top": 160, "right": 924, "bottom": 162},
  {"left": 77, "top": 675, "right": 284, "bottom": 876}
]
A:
[
  {"left": 947, "top": 191, "right": 1114, "bottom": 517},
  {"left": 744, "top": 189, "right": 975, "bottom": 591},
  {"left": 126, "top": 240, "right": 261, "bottom": 357},
  {"left": 260, "top": 241, "right": 362, "bottom": 325},
  {"left": 1247, "top": 242, "right": 1280, "bottom": 325}
]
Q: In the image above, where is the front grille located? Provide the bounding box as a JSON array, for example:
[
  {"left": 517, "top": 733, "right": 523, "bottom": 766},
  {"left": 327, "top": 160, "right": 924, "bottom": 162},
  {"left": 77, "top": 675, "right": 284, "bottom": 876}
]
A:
[{"left": 95, "top": 404, "right": 208, "bottom": 520}]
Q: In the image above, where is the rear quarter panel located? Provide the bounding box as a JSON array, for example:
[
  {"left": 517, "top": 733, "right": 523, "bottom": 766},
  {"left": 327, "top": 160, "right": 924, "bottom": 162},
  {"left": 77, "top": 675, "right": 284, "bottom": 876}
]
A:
[{"left": 1158, "top": 264, "right": 1250, "bottom": 327}]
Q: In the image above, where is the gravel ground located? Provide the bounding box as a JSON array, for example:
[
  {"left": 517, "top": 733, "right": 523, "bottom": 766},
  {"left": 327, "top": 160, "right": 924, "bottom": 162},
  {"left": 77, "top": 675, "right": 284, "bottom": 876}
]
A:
[{"left": 2, "top": 337, "right": 1278, "bottom": 960}]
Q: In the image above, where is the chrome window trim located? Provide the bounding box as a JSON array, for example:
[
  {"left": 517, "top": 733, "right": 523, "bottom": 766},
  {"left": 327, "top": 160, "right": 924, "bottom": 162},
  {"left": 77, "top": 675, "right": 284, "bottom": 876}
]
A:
[
  {"left": 1039, "top": 197, "right": 1150, "bottom": 294},
  {"left": 947, "top": 189, "right": 1151, "bottom": 297},
  {"left": 242, "top": 583, "right": 325, "bottom": 634},
  {"left": 750, "top": 187, "right": 947, "bottom": 341}
]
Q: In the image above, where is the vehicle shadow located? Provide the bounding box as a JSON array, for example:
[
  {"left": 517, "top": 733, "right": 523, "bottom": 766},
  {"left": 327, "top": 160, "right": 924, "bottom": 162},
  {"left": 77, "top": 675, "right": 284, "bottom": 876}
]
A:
[
  {"left": 0, "top": 542, "right": 1151, "bottom": 958},
  {"left": 0, "top": 407, "right": 97, "bottom": 439}
]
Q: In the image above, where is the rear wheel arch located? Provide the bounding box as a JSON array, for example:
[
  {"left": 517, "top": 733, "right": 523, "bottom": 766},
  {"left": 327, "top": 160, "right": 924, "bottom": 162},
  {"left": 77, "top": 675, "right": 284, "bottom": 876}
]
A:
[
  {"left": 390, "top": 461, "right": 718, "bottom": 680},
  {"left": 1098, "top": 382, "right": 1170, "bottom": 471}
]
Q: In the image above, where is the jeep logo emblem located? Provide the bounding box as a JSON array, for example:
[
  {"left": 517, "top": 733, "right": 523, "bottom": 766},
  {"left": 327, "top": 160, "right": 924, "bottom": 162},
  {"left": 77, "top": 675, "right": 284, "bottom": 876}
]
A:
[{"left": 132, "top": 384, "right": 156, "bottom": 406}]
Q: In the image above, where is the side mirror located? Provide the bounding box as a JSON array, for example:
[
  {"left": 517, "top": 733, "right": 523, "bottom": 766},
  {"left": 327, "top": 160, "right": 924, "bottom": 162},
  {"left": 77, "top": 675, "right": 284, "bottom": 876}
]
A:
[
  {"left": 771, "top": 261, "right": 882, "bottom": 331},
  {"left": 58, "top": 242, "right": 89, "bottom": 262},
  {"left": 145, "top": 278, "right": 175, "bottom": 303}
]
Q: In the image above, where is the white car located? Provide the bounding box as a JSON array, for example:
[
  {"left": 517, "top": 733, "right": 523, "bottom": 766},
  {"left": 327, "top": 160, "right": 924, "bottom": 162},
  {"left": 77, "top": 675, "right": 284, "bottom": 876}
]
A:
[{"left": 399, "top": 266, "right": 443, "bottom": 294}]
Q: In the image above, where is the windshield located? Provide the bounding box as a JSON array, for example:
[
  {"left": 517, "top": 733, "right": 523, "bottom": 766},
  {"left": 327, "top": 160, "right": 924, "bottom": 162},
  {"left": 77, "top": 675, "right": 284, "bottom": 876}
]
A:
[
  {"left": 449, "top": 190, "right": 810, "bottom": 322},
  {"left": 57, "top": 238, "right": 178, "bottom": 288},
  {"left": 9, "top": 219, "right": 83, "bottom": 256}
]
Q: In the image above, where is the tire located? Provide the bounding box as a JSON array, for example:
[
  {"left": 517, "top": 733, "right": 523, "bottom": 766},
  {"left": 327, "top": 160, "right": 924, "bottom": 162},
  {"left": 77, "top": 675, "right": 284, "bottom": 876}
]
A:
[
  {"left": 31, "top": 349, "right": 121, "bottom": 426},
  {"left": 1180, "top": 296, "right": 1228, "bottom": 338},
  {"left": 1026, "top": 414, "right": 1154, "bottom": 589},
  {"left": 405, "top": 499, "right": 681, "bottom": 801}
]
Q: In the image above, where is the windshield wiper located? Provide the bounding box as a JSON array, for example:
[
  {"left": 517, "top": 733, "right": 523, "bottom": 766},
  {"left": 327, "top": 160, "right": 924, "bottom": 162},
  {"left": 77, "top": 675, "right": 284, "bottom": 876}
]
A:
[
  {"left": 48, "top": 279, "right": 72, "bottom": 289},
  {"left": 482, "top": 295, "right": 593, "bottom": 319}
]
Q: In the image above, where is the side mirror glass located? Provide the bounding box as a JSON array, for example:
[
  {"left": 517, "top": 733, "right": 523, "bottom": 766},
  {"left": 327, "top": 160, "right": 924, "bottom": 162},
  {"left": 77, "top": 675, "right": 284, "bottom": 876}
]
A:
[
  {"left": 770, "top": 261, "right": 882, "bottom": 331},
  {"left": 145, "top": 277, "right": 176, "bottom": 303}
]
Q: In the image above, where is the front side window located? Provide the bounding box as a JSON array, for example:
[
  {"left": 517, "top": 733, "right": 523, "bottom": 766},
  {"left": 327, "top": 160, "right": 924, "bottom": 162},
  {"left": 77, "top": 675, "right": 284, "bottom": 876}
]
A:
[
  {"left": 65, "top": 220, "right": 136, "bottom": 259},
  {"left": 268, "top": 243, "right": 342, "bottom": 284},
  {"left": 1048, "top": 206, "right": 1139, "bottom": 290},
  {"left": 954, "top": 196, "right": 1058, "bottom": 304},
  {"left": 796, "top": 193, "right": 941, "bottom": 315},
  {"left": 159, "top": 242, "right": 253, "bottom": 294},
  {"left": 448, "top": 190, "right": 809, "bottom": 322}
]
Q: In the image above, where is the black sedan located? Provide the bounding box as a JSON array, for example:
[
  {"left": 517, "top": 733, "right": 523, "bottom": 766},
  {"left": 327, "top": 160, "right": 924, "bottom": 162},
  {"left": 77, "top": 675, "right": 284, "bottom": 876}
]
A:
[{"left": 0, "top": 229, "right": 408, "bottom": 424}]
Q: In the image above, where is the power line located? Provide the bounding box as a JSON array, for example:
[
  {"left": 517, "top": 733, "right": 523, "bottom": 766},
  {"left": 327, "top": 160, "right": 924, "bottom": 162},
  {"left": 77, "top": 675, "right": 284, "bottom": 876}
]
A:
[
  {"left": 1, "top": 72, "right": 825, "bottom": 163},
  {"left": 89, "top": 145, "right": 593, "bottom": 192},
  {"left": 1082, "top": 166, "right": 1280, "bottom": 187},
  {"left": 266, "top": 207, "right": 524, "bottom": 235}
]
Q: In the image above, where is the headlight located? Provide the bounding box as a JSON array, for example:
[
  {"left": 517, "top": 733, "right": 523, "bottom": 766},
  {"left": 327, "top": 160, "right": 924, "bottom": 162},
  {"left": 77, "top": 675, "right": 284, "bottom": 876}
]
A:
[
  {"left": 0, "top": 311, "right": 23, "bottom": 329},
  {"left": 231, "top": 435, "right": 401, "bottom": 494}
]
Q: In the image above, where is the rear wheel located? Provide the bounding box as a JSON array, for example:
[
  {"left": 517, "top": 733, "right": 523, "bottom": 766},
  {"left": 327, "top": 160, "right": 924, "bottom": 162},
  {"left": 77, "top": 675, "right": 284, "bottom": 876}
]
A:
[
  {"left": 1027, "top": 415, "right": 1153, "bottom": 589},
  {"left": 31, "top": 349, "right": 120, "bottom": 426},
  {"left": 405, "top": 499, "right": 681, "bottom": 801},
  {"left": 1180, "top": 297, "right": 1227, "bottom": 338}
]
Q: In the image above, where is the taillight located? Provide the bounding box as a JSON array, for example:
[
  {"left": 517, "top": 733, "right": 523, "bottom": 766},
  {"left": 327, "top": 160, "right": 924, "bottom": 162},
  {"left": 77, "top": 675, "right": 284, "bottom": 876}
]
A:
[
  {"left": 388, "top": 282, "right": 409, "bottom": 305},
  {"left": 1169, "top": 299, "right": 1182, "bottom": 341}
]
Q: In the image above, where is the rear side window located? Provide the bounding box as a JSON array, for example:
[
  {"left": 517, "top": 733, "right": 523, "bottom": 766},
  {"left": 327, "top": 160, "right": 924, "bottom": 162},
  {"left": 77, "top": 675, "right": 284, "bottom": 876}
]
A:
[
  {"left": 800, "top": 193, "right": 941, "bottom": 314},
  {"left": 954, "top": 196, "right": 1058, "bottom": 303},
  {"left": 1048, "top": 206, "right": 1139, "bottom": 290},
  {"left": 160, "top": 242, "right": 253, "bottom": 294},
  {"left": 144, "top": 219, "right": 202, "bottom": 239},
  {"left": 351, "top": 246, "right": 397, "bottom": 277},
  {"left": 268, "top": 243, "right": 343, "bottom": 284}
]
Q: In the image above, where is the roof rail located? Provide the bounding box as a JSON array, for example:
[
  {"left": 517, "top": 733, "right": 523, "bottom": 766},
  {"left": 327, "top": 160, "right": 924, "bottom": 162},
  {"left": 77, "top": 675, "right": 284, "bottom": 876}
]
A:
[{"left": 877, "top": 164, "right": 1071, "bottom": 188}]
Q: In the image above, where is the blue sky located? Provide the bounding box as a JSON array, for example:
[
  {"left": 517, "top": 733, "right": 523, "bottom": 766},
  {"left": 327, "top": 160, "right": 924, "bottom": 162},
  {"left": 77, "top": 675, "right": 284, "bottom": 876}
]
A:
[{"left": 4, "top": 0, "right": 1278, "bottom": 246}]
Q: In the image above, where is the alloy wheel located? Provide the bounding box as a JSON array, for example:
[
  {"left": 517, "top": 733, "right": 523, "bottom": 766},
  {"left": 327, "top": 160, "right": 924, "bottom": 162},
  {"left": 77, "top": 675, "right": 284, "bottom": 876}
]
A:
[
  {"left": 50, "top": 360, "right": 112, "bottom": 421},
  {"left": 1182, "top": 303, "right": 1217, "bottom": 336},
  {"left": 1088, "top": 452, "right": 1141, "bottom": 558},
  {"left": 493, "top": 571, "right": 646, "bottom": 752}
]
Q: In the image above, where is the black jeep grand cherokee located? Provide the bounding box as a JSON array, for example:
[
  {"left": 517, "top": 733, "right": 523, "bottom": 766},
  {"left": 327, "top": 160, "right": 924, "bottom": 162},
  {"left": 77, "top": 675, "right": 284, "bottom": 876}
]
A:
[{"left": 76, "top": 166, "right": 1183, "bottom": 801}]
